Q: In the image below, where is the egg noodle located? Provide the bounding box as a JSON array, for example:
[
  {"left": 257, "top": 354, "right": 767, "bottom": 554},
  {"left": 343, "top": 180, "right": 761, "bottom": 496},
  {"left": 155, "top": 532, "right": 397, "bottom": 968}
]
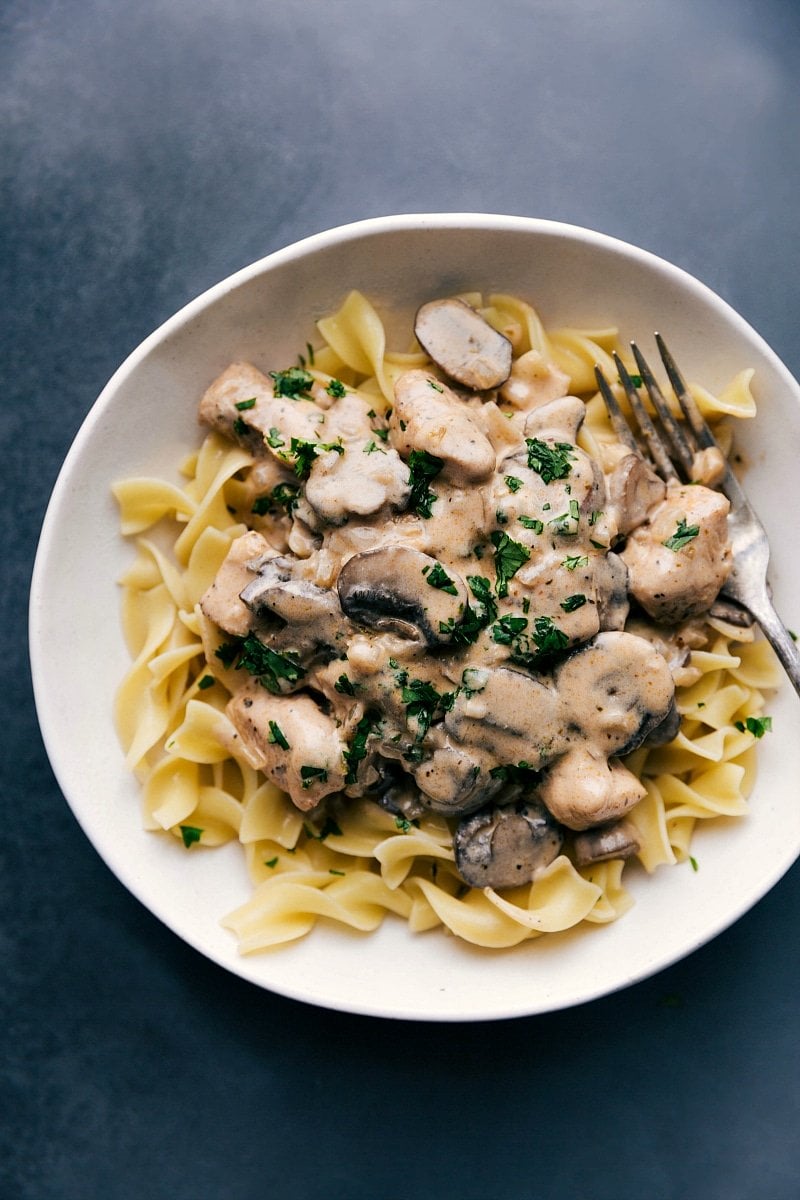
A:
[{"left": 113, "top": 291, "right": 778, "bottom": 951}]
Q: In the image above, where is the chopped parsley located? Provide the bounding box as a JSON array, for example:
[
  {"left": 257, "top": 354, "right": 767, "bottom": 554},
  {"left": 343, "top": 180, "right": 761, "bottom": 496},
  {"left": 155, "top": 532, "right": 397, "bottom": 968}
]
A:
[
  {"left": 197, "top": 674, "right": 215, "bottom": 690},
  {"left": 304, "top": 815, "right": 343, "bottom": 840},
  {"left": 253, "top": 481, "right": 301, "bottom": 516},
  {"left": 490, "top": 531, "right": 530, "bottom": 597},
  {"left": 270, "top": 366, "right": 314, "bottom": 398},
  {"left": 491, "top": 614, "right": 529, "bottom": 645},
  {"left": 300, "top": 764, "right": 328, "bottom": 789},
  {"left": 400, "top": 678, "right": 456, "bottom": 749},
  {"left": 518, "top": 516, "right": 544, "bottom": 533},
  {"left": 395, "top": 815, "right": 420, "bottom": 833},
  {"left": 223, "top": 634, "right": 306, "bottom": 693},
  {"left": 734, "top": 715, "right": 773, "bottom": 738},
  {"left": 428, "top": 378, "right": 444, "bottom": 392},
  {"left": 489, "top": 761, "right": 542, "bottom": 786},
  {"left": 326, "top": 378, "right": 346, "bottom": 398},
  {"left": 235, "top": 396, "right": 257, "bottom": 411},
  {"left": 425, "top": 562, "right": 458, "bottom": 595},
  {"left": 407, "top": 449, "right": 444, "bottom": 518},
  {"left": 266, "top": 427, "right": 285, "bottom": 448},
  {"left": 526, "top": 438, "right": 575, "bottom": 484},
  {"left": 440, "top": 575, "right": 498, "bottom": 647},
  {"left": 267, "top": 720, "right": 290, "bottom": 750},
  {"left": 549, "top": 499, "right": 581, "bottom": 536},
  {"left": 561, "top": 593, "right": 587, "bottom": 612},
  {"left": 663, "top": 518, "right": 701, "bottom": 552},
  {"left": 264, "top": 856, "right": 279, "bottom": 868},
  {"left": 180, "top": 825, "right": 203, "bottom": 848},
  {"left": 289, "top": 436, "right": 344, "bottom": 480},
  {"left": 495, "top": 509, "right": 508, "bottom": 525},
  {"left": 562, "top": 554, "right": 589, "bottom": 571},
  {"left": 343, "top": 712, "right": 379, "bottom": 785},
  {"left": 505, "top": 475, "right": 523, "bottom": 493},
  {"left": 334, "top": 673, "right": 357, "bottom": 696}
]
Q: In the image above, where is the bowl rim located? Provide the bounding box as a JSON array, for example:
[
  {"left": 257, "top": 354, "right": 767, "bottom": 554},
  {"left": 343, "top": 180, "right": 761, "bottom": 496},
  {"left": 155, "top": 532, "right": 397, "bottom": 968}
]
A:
[{"left": 29, "top": 212, "right": 800, "bottom": 1020}]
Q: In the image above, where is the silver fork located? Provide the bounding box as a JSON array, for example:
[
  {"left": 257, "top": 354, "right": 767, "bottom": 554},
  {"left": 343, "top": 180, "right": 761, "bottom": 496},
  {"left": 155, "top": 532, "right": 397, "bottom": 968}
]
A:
[{"left": 594, "top": 335, "right": 800, "bottom": 699}]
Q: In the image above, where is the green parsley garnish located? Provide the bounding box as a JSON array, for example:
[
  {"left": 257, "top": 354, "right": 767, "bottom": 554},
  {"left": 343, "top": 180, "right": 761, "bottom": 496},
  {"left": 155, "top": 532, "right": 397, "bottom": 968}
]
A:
[
  {"left": 270, "top": 366, "right": 314, "bottom": 398},
  {"left": 267, "top": 720, "right": 290, "bottom": 750},
  {"left": 232, "top": 416, "right": 248, "bottom": 437},
  {"left": 264, "top": 856, "right": 279, "bottom": 868},
  {"left": 491, "top": 614, "right": 529, "bottom": 645},
  {"left": 300, "top": 765, "right": 329, "bottom": 789},
  {"left": 562, "top": 554, "right": 588, "bottom": 571},
  {"left": 518, "top": 516, "right": 544, "bottom": 533},
  {"left": 235, "top": 397, "right": 257, "bottom": 411},
  {"left": 734, "top": 715, "right": 773, "bottom": 738},
  {"left": 407, "top": 449, "right": 444, "bottom": 518},
  {"left": 197, "top": 674, "right": 215, "bottom": 690},
  {"left": 232, "top": 634, "right": 306, "bottom": 694},
  {"left": 334, "top": 673, "right": 357, "bottom": 696},
  {"left": 489, "top": 761, "right": 541, "bottom": 786},
  {"left": 326, "top": 378, "right": 346, "bottom": 398},
  {"left": 561, "top": 593, "right": 587, "bottom": 612},
  {"left": 505, "top": 475, "right": 523, "bottom": 493},
  {"left": 663, "top": 518, "right": 701, "bottom": 552},
  {"left": 490, "top": 531, "right": 530, "bottom": 597},
  {"left": 289, "top": 437, "right": 344, "bottom": 480},
  {"left": 428, "top": 378, "right": 444, "bottom": 392},
  {"left": 252, "top": 481, "right": 301, "bottom": 516},
  {"left": 180, "top": 825, "right": 203, "bottom": 848},
  {"left": 304, "top": 816, "right": 343, "bottom": 841},
  {"left": 343, "top": 712, "right": 379, "bottom": 785},
  {"left": 425, "top": 562, "right": 458, "bottom": 595},
  {"left": 526, "top": 438, "right": 575, "bottom": 484},
  {"left": 266, "top": 427, "right": 285, "bottom": 448}
]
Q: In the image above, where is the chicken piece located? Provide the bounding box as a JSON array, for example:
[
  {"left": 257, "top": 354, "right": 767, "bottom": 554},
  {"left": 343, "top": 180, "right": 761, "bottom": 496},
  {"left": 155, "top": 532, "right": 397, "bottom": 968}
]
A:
[
  {"left": 390, "top": 370, "right": 496, "bottom": 486},
  {"left": 199, "top": 362, "right": 325, "bottom": 456},
  {"left": 199, "top": 531, "right": 275, "bottom": 637},
  {"left": 227, "top": 686, "right": 347, "bottom": 810},
  {"left": 621, "top": 484, "right": 732, "bottom": 623},
  {"left": 499, "top": 349, "right": 570, "bottom": 412}
]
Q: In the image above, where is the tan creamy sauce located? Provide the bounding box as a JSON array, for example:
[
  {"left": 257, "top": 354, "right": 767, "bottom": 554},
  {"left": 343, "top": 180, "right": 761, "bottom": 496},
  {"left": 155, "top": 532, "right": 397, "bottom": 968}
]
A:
[{"left": 197, "top": 334, "right": 732, "bottom": 886}]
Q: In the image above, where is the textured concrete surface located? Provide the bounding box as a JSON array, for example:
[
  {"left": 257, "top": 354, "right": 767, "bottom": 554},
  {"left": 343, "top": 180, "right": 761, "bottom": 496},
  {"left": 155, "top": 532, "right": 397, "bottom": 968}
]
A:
[{"left": 3, "top": 1, "right": 800, "bottom": 1197}]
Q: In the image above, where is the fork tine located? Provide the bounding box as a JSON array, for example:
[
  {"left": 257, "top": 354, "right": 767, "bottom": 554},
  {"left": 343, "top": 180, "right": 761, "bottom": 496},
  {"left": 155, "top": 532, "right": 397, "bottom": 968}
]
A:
[
  {"left": 630, "top": 341, "right": 696, "bottom": 477},
  {"left": 654, "top": 333, "right": 717, "bottom": 451},
  {"left": 613, "top": 353, "right": 678, "bottom": 482},
  {"left": 593, "top": 365, "right": 639, "bottom": 453}
]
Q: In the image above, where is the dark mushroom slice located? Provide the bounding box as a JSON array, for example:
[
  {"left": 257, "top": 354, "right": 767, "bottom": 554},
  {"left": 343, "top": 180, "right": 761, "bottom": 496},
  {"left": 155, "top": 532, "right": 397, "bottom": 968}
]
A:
[
  {"left": 606, "top": 452, "right": 666, "bottom": 537},
  {"left": 414, "top": 297, "right": 513, "bottom": 391},
  {"left": 412, "top": 738, "right": 505, "bottom": 817},
  {"left": 239, "top": 555, "right": 343, "bottom": 656},
  {"left": 444, "top": 666, "right": 566, "bottom": 769},
  {"left": 454, "top": 799, "right": 563, "bottom": 889},
  {"left": 552, "top": 631, "right": 676, "bottom": 758},
  {"left": 337, "top": 545, "right": 469, "bottom": 646},
  {"left": 572, "top": 819, "right": 641, "bottom": 868},
  {"left": 594, "top": 552, "right": 630, "bottom": 632}
]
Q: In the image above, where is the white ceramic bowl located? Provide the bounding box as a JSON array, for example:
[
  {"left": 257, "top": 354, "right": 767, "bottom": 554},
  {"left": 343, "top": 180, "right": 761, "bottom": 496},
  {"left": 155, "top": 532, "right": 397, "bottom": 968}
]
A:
[{"left": 30, "top": 214, "right": 800, "bottom": 1021}]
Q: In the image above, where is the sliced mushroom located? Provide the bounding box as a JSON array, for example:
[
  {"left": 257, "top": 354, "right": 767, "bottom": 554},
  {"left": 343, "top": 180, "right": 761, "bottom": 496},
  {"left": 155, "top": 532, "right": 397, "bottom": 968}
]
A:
[
  {"left": 553, "top": 631, "right": 676, "bottom": 757},
  {"left": 337, "top": 545, "right": 468, "bottom": 646},
  {"left": 605, "top": 452, "right": 666, "bottom": 536},
  {"left": 414, "top": 297, "right": 512, "bottom": 390},
  {"left": 572, "top": 819, "right": 640, "bottom": 867},
  {"left": 445, "top": 666, "right": 566, "bottom": 769},
  {"left": 239, "top": 554, "right": 343, "bottom": 655},
  {"left": 412, "top": 739, "right": 505, "bottom": 816},
  {"left": 594, "top": 552, "right": 630, "bottom": 631},
  {"left": 523, "top": 395, "right": 586, "bottom": 443},
  {"left": 454, "top": 799, "right": 563, "bottom": 888}
]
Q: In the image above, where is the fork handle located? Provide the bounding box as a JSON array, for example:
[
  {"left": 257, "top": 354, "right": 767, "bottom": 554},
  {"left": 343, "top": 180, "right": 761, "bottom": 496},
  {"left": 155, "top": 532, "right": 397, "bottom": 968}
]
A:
[{"left": 743, "top": 591, "right": 800, "bottom": 700}]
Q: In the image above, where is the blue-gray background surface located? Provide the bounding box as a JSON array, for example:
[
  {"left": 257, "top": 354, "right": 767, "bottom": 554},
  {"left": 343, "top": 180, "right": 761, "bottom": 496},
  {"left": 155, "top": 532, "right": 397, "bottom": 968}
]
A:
[{"left": 3, "top": 2, "right": 800, "bottom": 1197}]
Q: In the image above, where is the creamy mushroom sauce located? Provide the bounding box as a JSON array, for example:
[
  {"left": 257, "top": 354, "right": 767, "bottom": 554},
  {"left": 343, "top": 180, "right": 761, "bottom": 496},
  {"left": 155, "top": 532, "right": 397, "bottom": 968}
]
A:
[{"left": 197, "top": 303, "right": 732, "bottom": 890}]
